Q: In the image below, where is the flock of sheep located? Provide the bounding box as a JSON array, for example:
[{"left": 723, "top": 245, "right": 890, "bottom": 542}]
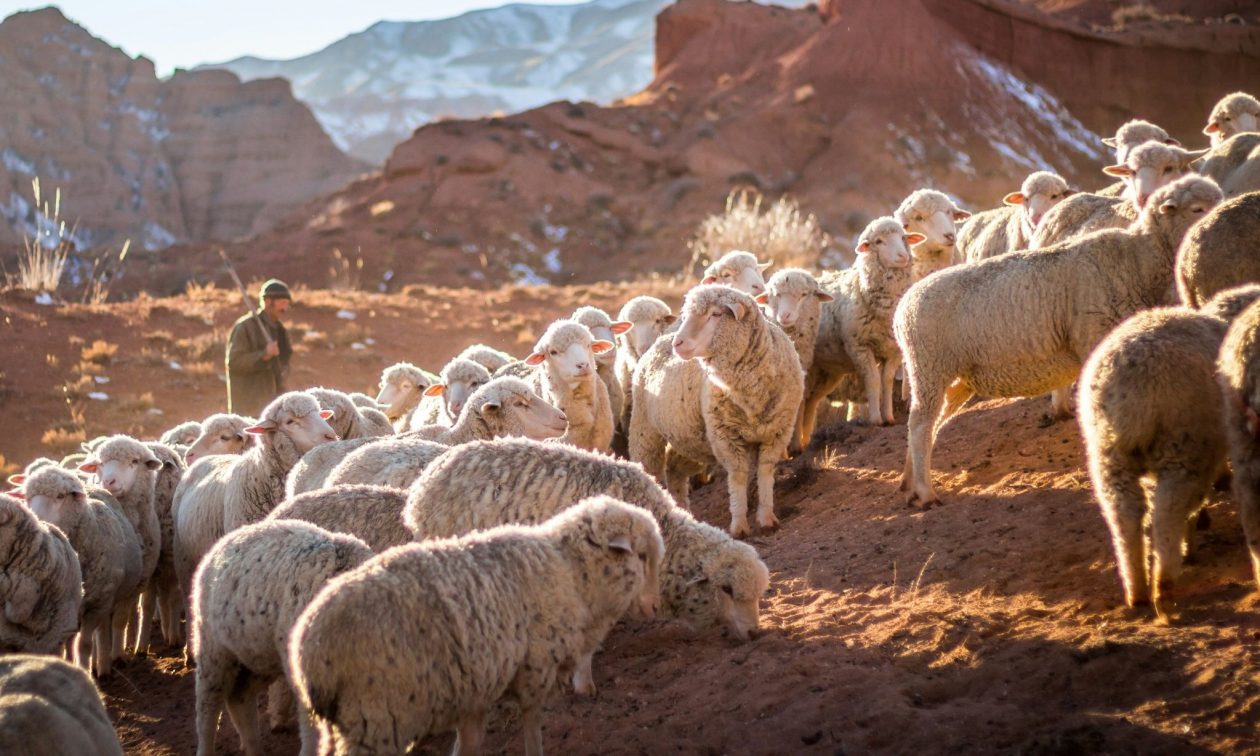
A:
[{"left": 1, "top": 90, "right": 1260, "bottom": 755}]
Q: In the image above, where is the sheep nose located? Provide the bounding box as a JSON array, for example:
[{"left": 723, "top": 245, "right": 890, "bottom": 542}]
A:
[
  {"left": 944, "top": 232, "right": 956, "bottom": 245},
  {"left": 751, "top": 284, "right": 765, "bottom": 295},
  {"left": 323, "top": 432, "right": 337, "bottom": 441},
  {"left": 1136, "top": 194, "right": 1149, "bottom": 209}
]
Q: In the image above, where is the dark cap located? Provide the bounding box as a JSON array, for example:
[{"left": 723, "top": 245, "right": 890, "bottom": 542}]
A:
[{"left": 259, "top": 279, "right": 292, "bottom": 302}]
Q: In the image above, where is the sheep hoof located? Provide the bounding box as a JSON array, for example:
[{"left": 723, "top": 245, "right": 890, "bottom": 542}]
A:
[
  {"left": 757, "top": 514, "right": 781, "bottom": 532},
  {"left": 907, "top": 494, "right": 939, "bottom": 510},
  {"left": 729, "top": 522, "right": 752, "bottom": 539}
]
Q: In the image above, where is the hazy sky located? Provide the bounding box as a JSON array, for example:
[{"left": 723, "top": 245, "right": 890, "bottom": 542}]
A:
[{"left": 0, "top": 1, "right": 586, "bottom": 75}]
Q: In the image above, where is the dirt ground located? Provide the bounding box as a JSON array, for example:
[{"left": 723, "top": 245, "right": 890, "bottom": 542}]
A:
[{"left": 4, "top": 285, "right": 1260, "bottom": 754}]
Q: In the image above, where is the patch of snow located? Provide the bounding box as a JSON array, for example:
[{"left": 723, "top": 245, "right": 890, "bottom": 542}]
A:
[
  {"left": 147, "top": 407, "right": 164, "bottom": 416},
  {"left": 336, "top": 309, "right": 357, "bottom": 320},
  {"left": 93, "top": 376, "right": 109, "bottom": 384},
  {"left": 88, "top": 392, "right": 109, "bottom": 401},
  {"left": 34, "top": 292, "right": 54, "bottom": 306},
  {"left": 142, "top": 222, "right": 177, "bottom": 251},
  {"left": 542, "top": 223, "right": 568, "bottom": 243},
  {"left": 2, "top": 148, "right": 35, "bottom": 176},
  {"left": 350, "top": 342, "right": 367, "bottom": 350},
  {"left": 543, "top": 248, "right": 562, "bottom": 274},
  {"left": 168, "top": 361, "right": 183, "bottom": 371},
  {"left": 509, "top": 263, "right": 548, "bottom": 286}
]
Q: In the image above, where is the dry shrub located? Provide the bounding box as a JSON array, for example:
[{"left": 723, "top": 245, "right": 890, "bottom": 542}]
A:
[
  {"left": 143, "top": 330, "right": 174, "bottom": 346},
  {"left": 176, "top": 332, "right": 223, "bottom": 362},
  {"left": 0, "top": 454, "right": 19, "bottom": 479},
  {"left": 1109, "top": 4, "right": 1192, "bottom": 27},
  {"left": 60, "top": 374, "right": 95, "bottom": 401},
  {"left": 115, "top": 392, "right": 156, "bottom": 414},
  {"left": 183, "top": 361, "right": 219, "bottom": 378},
  {"left": 41, "top": 426, "right": 85, "bottom": 456},
  {"left": 134, "top": 348, "right": 168, "bottom": 368},
  {"left": 81, "top": 340, "right": 118, "bottom": 365},
  {"left": 687, "top": 189, "right": 830, "bottom": 278},
  {"left": 331, "top": 323, "right": 370, "bottom": 348},
  {"left": 11, "top": 178, "right": 71, "bottom": 294},
  {"left": 184, "top": 279, "right": 218, "bottom": 300},
  {"left": 328, "top": 248, "right": 364, "bottom": 291}
]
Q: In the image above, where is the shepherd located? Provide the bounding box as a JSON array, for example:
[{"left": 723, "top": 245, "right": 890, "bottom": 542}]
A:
[{"left": 225, "top": 278, "right": 293, "bottom": 416}]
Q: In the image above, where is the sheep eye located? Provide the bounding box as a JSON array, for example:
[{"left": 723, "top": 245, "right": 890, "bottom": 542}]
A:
[
  {"left": 720, "top": 585, "right": 735, "bottom": 597},
  {"left": 286, "top": 419, "right": 297, "bottom": 425},
  {"left": 875, "top": 239, "right": 884, "bottom": 245},
  {"left": 914, "top": 215, "right": 923, "bottom": 222},
  {"left": 1163, "top": 167, "right": 1172, "bottom": 174},
  {"left": 1192, "top": 207, "right": 1205, "bottom": 214}
]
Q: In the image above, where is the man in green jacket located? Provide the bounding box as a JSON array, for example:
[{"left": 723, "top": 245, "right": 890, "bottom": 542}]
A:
[{"left": 225, "top": 279, "right": 293, "bottom": 416}]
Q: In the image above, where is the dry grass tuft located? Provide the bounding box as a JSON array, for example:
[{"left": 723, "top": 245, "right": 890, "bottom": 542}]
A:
[
  {"left": 687, "top": 189, "right": 830, "bottom": 278},
  {"left": 81, "top": 340, "right": 119, "bottom": 365},
  {"left": 40, "top": 426, "right": 85, "bottom": 456}
]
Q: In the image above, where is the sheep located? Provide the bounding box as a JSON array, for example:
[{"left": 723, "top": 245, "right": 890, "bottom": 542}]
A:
[
  {"left": 6, "top": 457, "right": 63, "bottom": 487},
  {"left": 407, "top": 376, "right": 569, "bottom": 448},
  {"left": 797, "top": 219, "right": 924, "bottom": 450},
  {"left": 895, "top": 175, "right": 1224, "bottom": 506},
  {"left": 457, "top": 343, "right": 515, "bottom": 374},
  {"left": 755, "top": 269, "right": 834, "bottom": 377},
  {"left": 183, "top": 413, "right": 255, "bottom": 466},
  {"left": 404, "top": 438, "right": 771, "bottom": 641},
  {"left": 1078, "top": 297, "right": 1260, "bottom": 620},
  {"left": 407, "top": 357, "right": 493, "bottom": 430},
  {"left": 284, "top": 437, "right": 379, "bottom": 498},
  {"left": 307, "top": 387, "right": 393, "bottom": 440},
  {"left": 268, "top": 485, "right": 412, "bottom": 552},
  {"left": 1219, "top": 296, "right": 1260, "bottom": 593},
  {"left": 192, "top": 519, "right": 373, "bottom": 756},
  {"left": 959, "top": 171, "right": 1074, "bottom": 262},
  {"left": 324, "top": 437, "right": 450, "bottom": 491},
  {"left": 613, "top": 296, "right": 677, "bottom": 432},
  {"left": 1102, "top": 119, "right": 1179, "bottom": 163},
  {"left": 1204, "top": 91, "right": 1260, "bottom": 147},
  {"left": 172, "top": 392, "right": 338, "bottom": 633},
  {"left": 1196, "top": 132, "right": 1260, "bottom": 199},
  {"left": 573, "top": 305, "right": 633, "bottom": 435},
  {"left": 524, "top": 319, "right": 615, "bottom": 451},
  {"left": 159, "top": 420, "right": 202, "bottom": 449},
  {"left": 0, "top": 654, "right": 123, "bottom": 755},
  {"left": 16, "top": 467, "right": 142, "bottom": 676},
  {"left": 894, "top": 189, "right": 970, "bottom": 279},
  {"left": 630, "top": 284, "right": 802, "bottom": 536},
  {"left": 701, "top": 249, "right": 770, "bottom": 295},
  {"left": 0, "top": 492, "right": 82, "bottom": 655},
  {"left": 292, "top": 496, "right": 663, "bottom": 756},
  {"left": 1032, "top": 142, "right": 1204, "bottom": 249},
  {"left": 374, "top": 362, "right": 436, "bottom": 432},
  {"left": 139, "top": 442, "right": 186, "bottom": 652},
  {"left": 1176, "top": 192, "right": 1260, "bottom": 308}
]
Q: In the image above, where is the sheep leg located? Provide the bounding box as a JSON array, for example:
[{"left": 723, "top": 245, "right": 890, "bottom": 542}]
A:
[
  {"left": 755, "top": 444, "right": 781, "bottom": 531},
  {"left": 1151, "top": 471, "right": 1209, "bottom": 622},
  {"left": 572, "top": 652, "right": 596, "bottom": 696},
  {"left": 713, "top": 439, "right": 754, "bottom": 538},
  {"left": 268, "top": 679, "right": 296, "bottom": 731},
  {"left": 1095, "top": 460, "right": 1149, "bottom": 608},
  {"left": 159, "top": 585, "right": 183, "bottom": 647},
  {"left": 297, "top": 708, "right": 320, "bottom": 756},
  {"left": 1234, "top": 456, "right": 1260, "bottom": 589},
  {"left": 521, "top": 704, "right": 545, "bottom": 756},
  {"left": 880, "top": 357, "right": 901, "bottom": 425},
  {"left": 225, "top": 673, "right": 267, "bottom": 756},
  {"left": 798, "top": 367, "right": 842, "bottom": 452},
  {"left": 453, "top": 713, "right": 487, "bottom": 756},
  {"left": 663, "top": 451, "right": 695, "bottom": 510},
  {"left": 854, "top": 351, "right": 884, "bottom": 426},
  {"left": 136, "top": 587, "right": 157, "bottom": 655},
  {"left": 194, "top": 658, "right": 230, "bottom": 756},
  {"left": 109, "top": 600, "right": 131, "bottom": 668},
  {"left": 901, "top": 377, "right": 948, "bottom": 507}
]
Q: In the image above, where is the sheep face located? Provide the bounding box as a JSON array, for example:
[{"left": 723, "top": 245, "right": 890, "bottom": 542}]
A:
[
  {"left": 676, "top": 544, "right": 771, "bottom": 640},
  {"left": 1143, "top": 175, "right": 1223, "bottom": 244},
  {"left": 573, "top": 307, "right": 633, "bottom": 367},
  {"left": 185, "top": 415, "right": 252, "bottom": 465},
  {"left": 756, "top": 270, "right": 833, "bottom": 329},
  {"left": 1204, "top": 92, "right": 1260, "bottom": 146},
  {"left": 896, "top": 191, "right": 969, "bottom": 252},
  {"left": 375, "top": 363, "right": 431, "bottom": 420},
  {"left": 1102, "top": 119, "right": 1177, "bottom": 163},
  {"left": 856, "top": 218, "right": 919, "bottom": 270},
  {"left": 571, "top": 496, "right": 665, "bottom": 619},
  {"left": 1104, "top": 143, "right": 1205, "bottom": 211},
  {"left": 426, "top": 359, "right": 493, "bottom": 421},
  {"left": 702, "top": 250, "right": 770, "bottom": 297},
  {"left": 247, "top": 395, "right": 338, "bottom": 454},
  {"left": 526, "top": 321, "right": 614, "bottom": 387},
  {"left": 18, "top": 467, "right": 86, "bottom": 532},
  {"left": 81, "top": 437, "right": 161, "bottom": 497},
  {"left": 1003, "top": 172, "right": 1074, "bottom": 237},
  {"left": 672, "top": 285, "right": 757, "bottom": 361},
  {"left": 623, "top": 309, "right": 675, "bottom": 360},
  {"left": 492, "top": 390, "right": 568, "bottom": 441}
]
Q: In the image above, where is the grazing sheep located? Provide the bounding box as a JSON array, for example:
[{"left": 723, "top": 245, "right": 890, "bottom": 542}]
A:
[
  {"left": 403, "top": 377, "right": 569, "bottom": 450},
  {"left": 1204, "top": 91, "right": 1260, "bottom": 147},
  {"left": 139, "top": 442, "right": 186, "bottom": 652},
  {"left": 457, "top": 343, "right": 515, "bottom": 374},
  {"left": 292, "top": 496, "right": 663, "bottom": 756},
  {"left": 172, "top": 392, "right": 338, "bottom": 631},
  {"left": 701, "top": 249, "right": 770, "bottom": 296},
  {"left": 159, "top": 421, "right": 202, "bottom": 449},
  {"left": 324, "top": 437, "right": 449, "bottom": 491},
  {"left": 798, "top": 219, "right": 924, "bottom": 450},
  {"left": 17, "top": 467, "right": 142, "bottom": 676},
  {"left": 192, "top": 519, "right": 372, "bottom": 756},
  {"left": 959, "top": 171, "right": 1074, "bottom": 262},
  {"left": 408, "top": 357, "right": 493, "bottom": 430},
  {"left": 630, "top": 285, "right": 802, "bottom": 536},
  {"left": 524, "top": 319, "right": 615, "bottom": 451},
  {"left": 614, "top": 296, "right": 677, "bottom": 432},
  {"left": 1196, "top": 132, "right": 1260, "bottom": 199},
  {"left": 0, "top": 654, "right": 123, "bottom": 756},
  {"left": 183, "top": 413, "right": 255, "bottom": 466},
  {"left": 0, "top": 492, "right": 82, "bottom": 655},
  {"left": 1218, "top": 297, "right": 1260, "bottom": 591},
  {"left": 573, "top": 305, "right": 633, "bottom": 435},
  {"left": 308, "top": 387, "right": 393, "bottom": 440},
  {"left": 374, "top": 362, "right": 436, "bottom": 432},
  {"left": 894, "top": 189, "right": 970, "bottom": 279},
  {"left": 1032, "top": 143, "right": 1204, "bottom": 249},
  {"left": 1079, "top": 299, "right": 1259, "bottom": 619},
  {"left": 285, "top": 437, "right": 379, "bottom": 498},
  {"left": 268, "top": 485, "right": 412, "bottom": 552},
  {"left": 896, "top": 175, "right": 1224, "bottom": 506},
  {"left": 405, "top": 438, "right": 771, "bottom": 641},
  {"left": 1176, "top": 192, "right": 1260, "bottom": 307}
]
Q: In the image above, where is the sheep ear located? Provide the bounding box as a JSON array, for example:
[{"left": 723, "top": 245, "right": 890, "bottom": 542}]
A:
[
  {"left": 480, "top": 401, "right": 501, "bottom": 417},
  {"left": 1003, "top": 192, "right": 1026, "bottom": 206},
  {"left": 591, "top": 340, "right": 615, "bottom": 355},
  {"left": 756, "top": 261, "right": 772, "bottom": 271},
  {"left": 7, "top": 474, "right": 25, "bottom": 486},
  {"left": 319, "top": 410, "right": 334, "bottom": 420},
  {"left": 606, "top": 534, "right": 633, "bottom": 554},
  {"left": 245, "top": 420, "right": 277, "bottom": 434},
  {"left": 815, "top": 291, "right": 835, "bottom": 303},
  {"left": 1164, "top": 137, "right": 1182, "bottom": 147},
  {"left": 701, "top": 275, "right": 719, "bottom": 285},
  {"left": 855, "top": 241, "right": 871, "bottom": 255},
  {"left": 1181, "top": 148, "right": 1209, "bottom": 169},
  {"left": 753, "top": 292, "right": 769, "bottom": 305},
  {"left": 724, "top": 300, "right": 748, "bottom": 321},
  {"left": 662, "top": 314, "right": 678, "bottom": 325},
  {"left": 1103, "top": 164, "right": 1132, "bottom": 177},
  {"left": 78, "top": 461, "right": 99, "bottom": 474},
  {"left": 951, "top": 209, "right": 971, "bottom": 221},
  {"left": 8, "top": 489, "right": 24, "bottom": 500},
  {"left": 904, "top": 232, "right": 927, "bottom": 245},
  {"left": 1101, "top": 136, "right": 1117, "bottom": 147},
  {"left": 1204, "top": 122, "right": 1220, "bottom": 135},
  {"left": 1158, "top": 199, "right": 1178, "bottom": 215},
  {"left": 525, "top": 352, "right": 547, "bottom": 366},
  {"left": 144, "top": 459, "right": 162, "bottom": 471},
  {"left": 610, "top": 321, "right": 633, "bottom": 335},
  {"left": 424, "top": 384, "right": 446, "bottom": 397}
]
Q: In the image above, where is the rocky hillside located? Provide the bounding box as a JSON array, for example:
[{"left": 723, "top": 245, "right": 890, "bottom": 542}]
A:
[
  {"left": 204, "top": 0, "right": 671, "bottom": 164},
  {"left": 0, "top": 8, "right": 366, "bottom": 252}
]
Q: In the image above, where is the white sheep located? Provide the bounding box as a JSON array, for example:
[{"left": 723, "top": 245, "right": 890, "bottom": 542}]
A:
[
  {"left": 16, "top": 467, "right": 142, "bottom": 676},
  {"left": 404, "top": 437, "right": 772, "bottom": 641},
  {"left": 457, "top": 343, "right": 516, "bottom": 374},
  {"left": 613, "top": 296, "right": 677, "bottom": 433},
  {"left": 1197, "top": 132, "right": 1260, "bottom": 199},
  {"left": 572, "top": 305, "right": 633, "bottom": 436},
  {"left": 374, "top": 362, "right": 436, "bottom": 432},
  {"left": 0, "top": 654, "right": 123, "bottom": 755},
  {"left": 1217, "top": 297, "right": 1260, "bottom": 591},
  {"left": 0, "top": 492, "right": 82, "bottom": 655},
  {"left": 756, "top": 268, "right": 834, "bottom": 379},
  {"left": 701, "top": 249, "right": 770, "bottom": 296},
  {"left": 172, "top": 392, "right": 338, "bottom": 640},
  {"left": 324, "top": 437, "right": 450, "bottom": 490},
  {"left": 523, "top": 319, "right": 615, "bottom": 451},
  {"left": 192, "top": 519, "right": 372, "bottom": 756},
  {"left": 292, "top": 496, "right": 663, "bottom": 755},
  {"left": 1176, "top": 192, "right": 1260, "bottom": 308},
  {"left": 408, "top": 357, "right": 493, "bottom": 430},
  {"left": 139, "top": 442, "right": 186, "bottom": 652},
  {"left": 284, "top": 437, "right": 379, "bottom": 498},
  {"left": 959, "top": 171, "right": 1074, "bottom": 262},
  {"left": 1095, "top": 119, "right": 1179, "bottom": 197},
  {"left": 183, "top": 413, "right": 255, "bottom": 466},
  {"left": 268, "top": 485, "right": 413, "bottom": 552},
  {"left": 407, "top": 376, "right": 569, "bottom": 448},
  {"left": 895, "top": 175, "right": 1224, "bottom": 507},
  {"left": 630, "top": 284, "right": 802, "bottom": 536},
  {"left": 307, "top": 387, "right": 393, "bottom": 440},
  {"left": 159, "top": 420, "right": 202, "bottom": 449},
  {"left": 1204, "top": 91, "right": 1260, "bottom": 147},
  {"left": 894, "top": 189, "right": 970, "bottom": 279}
]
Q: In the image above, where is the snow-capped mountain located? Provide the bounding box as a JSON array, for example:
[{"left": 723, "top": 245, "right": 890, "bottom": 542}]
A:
[{"left": 204, "top": 0, "right": 671, "bottom": 163}]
